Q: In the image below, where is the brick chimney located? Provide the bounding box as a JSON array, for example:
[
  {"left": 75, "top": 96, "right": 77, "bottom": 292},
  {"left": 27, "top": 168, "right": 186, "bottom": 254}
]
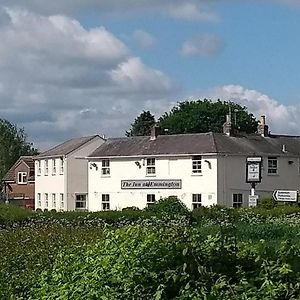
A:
[
  {"left": 223, "top": 114, "right": 233, "bottom": 136},
  {"left": 150, "top": 125, "right": 160, "bottom": 140},
  {"left": 257, "top": 115, "right": 269, "bottom": 137}
]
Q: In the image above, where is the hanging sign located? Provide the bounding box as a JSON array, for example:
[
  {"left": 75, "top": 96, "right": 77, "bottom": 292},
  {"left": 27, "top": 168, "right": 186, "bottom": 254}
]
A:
[{"left": 246, "top": 157, "right": 262, "bottom": 183}]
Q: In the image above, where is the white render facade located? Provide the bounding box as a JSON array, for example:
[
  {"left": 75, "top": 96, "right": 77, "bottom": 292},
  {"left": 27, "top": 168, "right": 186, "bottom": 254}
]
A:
[
  {"left": 88, "top": 155, "right": 218, "bottom": 211},
  {"left": 87, "top": 129, "right": 300, "bottom": 211},
  {"left": 35, "top": 135, "right": 104, "bottom": 211}
]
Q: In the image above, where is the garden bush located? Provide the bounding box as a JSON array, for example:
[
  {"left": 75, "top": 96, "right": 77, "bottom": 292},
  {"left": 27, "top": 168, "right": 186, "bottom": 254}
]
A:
[
  {"left": 144, "top": 196, "right": 190, "bottom": 219},
  {"left": 31, "top": 224, "right": 300, "bottom": 300}
]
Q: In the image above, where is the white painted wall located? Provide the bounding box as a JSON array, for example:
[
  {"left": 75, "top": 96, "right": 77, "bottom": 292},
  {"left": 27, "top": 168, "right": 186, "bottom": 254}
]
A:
[
  {"left": 88, "top": 155, "right": 218, "bottom": 211},
  {"left": 35, "top": 136, "right": 105, "bottom": 211},
  {"left": 35, "top": 158, "right": 65, "bottom": 211}
]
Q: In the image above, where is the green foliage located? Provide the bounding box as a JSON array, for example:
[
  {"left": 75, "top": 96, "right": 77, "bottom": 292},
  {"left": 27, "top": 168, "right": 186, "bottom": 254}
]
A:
[
  {"left": 0, "top": 118, "right": 38, "bottom": 181},
  {"left": 145, "top": 196, "right": 190, "bottom": 218},
  {"left": 0, "top": 203, "right": 34, "bottom": 226},
  {"left": 258, "top": 197, "right": 277, "bottom": 209},
  {"left": 32, "top": 224, "right": 300, "bottom": 300},
  {"left": 126, "top": 110, "right": 156, "bottom": 137},
  {"left": 158, "top": 99, "right": 258, "bottom": 135}
]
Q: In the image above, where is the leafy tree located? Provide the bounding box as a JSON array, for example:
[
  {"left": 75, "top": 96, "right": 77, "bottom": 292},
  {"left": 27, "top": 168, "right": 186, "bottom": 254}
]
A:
[
  {"left": 0, "top": 119, "right": 38, "bottom": 182},
  {"left": 126, "top": 110, "right": 156, "bottom": 137},
  {"left": 158, "top": 99, "right": 258, "bottom": 135}
]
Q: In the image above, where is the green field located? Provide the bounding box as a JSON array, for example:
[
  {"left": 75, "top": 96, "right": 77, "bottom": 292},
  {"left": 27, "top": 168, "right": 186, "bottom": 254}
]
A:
[{"left": 1, "top": 199, "right": 300, "bottom": 299}]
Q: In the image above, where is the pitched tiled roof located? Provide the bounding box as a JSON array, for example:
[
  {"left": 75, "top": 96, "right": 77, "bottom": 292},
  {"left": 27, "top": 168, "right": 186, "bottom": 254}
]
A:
[
  {"left": 2, "top": 156, "right": 35, "bottom": 182},
  {"left": 89, "top": 133, "right": 300, "bottom": 158},
  {"left": 36, "top": 135, "right": 100, "bottom": 158}
]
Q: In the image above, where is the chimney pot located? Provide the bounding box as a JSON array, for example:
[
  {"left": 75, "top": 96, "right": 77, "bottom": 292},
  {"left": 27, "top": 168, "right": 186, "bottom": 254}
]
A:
[{"left": 150, "top": 125, "right": 160, "bottom": 140}]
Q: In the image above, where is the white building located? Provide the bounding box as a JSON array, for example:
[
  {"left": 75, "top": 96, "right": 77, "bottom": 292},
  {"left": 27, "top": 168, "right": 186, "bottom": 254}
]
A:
[
  {"left": 88, "top": 118, "right": 300, "bottom": 211},
  {"left": 35, "top": 135, "right": 104, "bottom": 211}
]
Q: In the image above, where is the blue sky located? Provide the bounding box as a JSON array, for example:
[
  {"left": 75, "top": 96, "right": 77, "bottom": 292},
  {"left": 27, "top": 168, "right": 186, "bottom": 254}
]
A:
[{"left": 0, "top": 1, "right": 300, "bottom": 149}]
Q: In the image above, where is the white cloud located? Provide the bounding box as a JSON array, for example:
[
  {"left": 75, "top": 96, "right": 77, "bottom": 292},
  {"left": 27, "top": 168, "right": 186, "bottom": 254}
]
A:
[
  {"left": 168, "top": 3, "right": 218, "bottom": 22},
  {"left": 132, "top": 30, "right": 158, "bottom": 49},
  {"left": 181, "top": 34, "right": 224, "bottom": 57},
  {"left": 199, "top": 84, "right": 300, "bottom": 135},
  {"left": 1, "top": 1, "right": 218, "bottom": 22},
  {"left": 0, "top": 9, "right": 176, "bottom": 150}
]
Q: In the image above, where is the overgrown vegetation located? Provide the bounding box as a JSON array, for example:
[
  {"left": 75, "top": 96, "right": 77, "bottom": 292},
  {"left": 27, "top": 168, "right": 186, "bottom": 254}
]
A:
[{"left": 1, "top": 198, "right": 300, "bottom": 299}]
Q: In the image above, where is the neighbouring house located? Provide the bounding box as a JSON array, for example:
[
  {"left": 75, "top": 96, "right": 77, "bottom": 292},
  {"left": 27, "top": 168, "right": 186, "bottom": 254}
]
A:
[
  {"left": 87, "top": 116, "right": 300, "bottom": 211},
  {"left": 2, "top": 156, "right": 35, "bottom": 209},
  {"left": 34, "top": 135, "right": 105, "bottom": 211}
]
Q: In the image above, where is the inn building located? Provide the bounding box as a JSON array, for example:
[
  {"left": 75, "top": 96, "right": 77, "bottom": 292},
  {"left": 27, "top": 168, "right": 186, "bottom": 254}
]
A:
[{"left": 87, "top": 117, "right": 300, "bottom": 211}]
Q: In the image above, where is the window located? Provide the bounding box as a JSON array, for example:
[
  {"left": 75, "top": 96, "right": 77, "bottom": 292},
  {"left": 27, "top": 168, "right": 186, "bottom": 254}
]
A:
[
  {"left": 268, "top": 157, "right": 278, "bottom": 174},
  {"left": 37, "top": 160, "right": 41, "bottom": 176},
  {"left": 101, "top": 159, "right": 110, "bottom": 176},
  {"left": 192, "top": 194, "right": 202, "bottom": 209},
  {"left": 146, "top": 158, "right": 156, "bottom": 175},
  {"left": 17, "top": 172, "right": 27, "bottom": 184},
  {"left": 232, "top": 193, "right": 243, "bottom": 208},
  {"left": 75, "top": 194, "right": 87, "bottom": 210},
  {"left": 59, "top": 157, "right": 64, "bottom": 174},
  {"left": 192, "top": 156, "right": 202, "bottom": 174},
  {"left": 52, "top": 193, "right": 56, "bottom": 208},
  {"left": 44, "top": 160, "right": 49, "bottom": 176},
  {"left": 45, "top": 193, "right": 49, "bottom": 207},
  {"left": 102, "top": 194, "right": 110, "bottom": 210},
  {"left": 147, "top": 194, "right": 156, "bottom": 207},
  {"left": 52, "top": 159, "right": 56, "bottom": 175},
  {"left": 37, "top": 193, "right": 41, "bottom": 207},
  {"left": 60, "top": 193, "right": 64, "bottom": 209}
]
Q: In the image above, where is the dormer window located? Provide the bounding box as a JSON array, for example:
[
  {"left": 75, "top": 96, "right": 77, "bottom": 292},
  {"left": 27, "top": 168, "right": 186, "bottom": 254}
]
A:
[{"left": 17, "top": 172, "right": 27, "bottom": 184}]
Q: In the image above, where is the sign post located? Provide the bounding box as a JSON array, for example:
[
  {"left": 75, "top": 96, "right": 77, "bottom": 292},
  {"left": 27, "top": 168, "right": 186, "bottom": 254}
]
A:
[
  {"left": 246, "top": 157, "right": 262, "bottom": 207},
  {"left": 273, "top": 190, "right": 298, "bottom": 202}
]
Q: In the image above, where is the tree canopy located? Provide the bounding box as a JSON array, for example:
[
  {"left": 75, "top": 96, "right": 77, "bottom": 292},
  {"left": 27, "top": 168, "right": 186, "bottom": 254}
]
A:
[
  {"left": 126, "top": 110, "right": 156, "bottom": 137},
  {"left": 0, "top": 119, "right": 38, "bottom": 182},
  {"left": 126, "top": 100, "right": 258, "bottom": 136}
]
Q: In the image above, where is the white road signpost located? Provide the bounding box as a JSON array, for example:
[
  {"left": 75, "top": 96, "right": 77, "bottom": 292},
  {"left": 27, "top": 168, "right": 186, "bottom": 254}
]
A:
[{"left": 272, "top": 190, "right": 298, "bottom": 202}]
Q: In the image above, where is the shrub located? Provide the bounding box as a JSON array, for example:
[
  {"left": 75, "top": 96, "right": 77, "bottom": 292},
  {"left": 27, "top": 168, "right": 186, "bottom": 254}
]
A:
[
  {"left": 257, "top": 197, "right": 277, "bottom": 209},
  {"left": 144, "top": 196, "right": 190, "bottom": 218}
]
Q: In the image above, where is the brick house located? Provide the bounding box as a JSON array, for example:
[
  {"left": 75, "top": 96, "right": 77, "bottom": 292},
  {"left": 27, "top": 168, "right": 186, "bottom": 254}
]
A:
[{"left": 2, "top": 156, "right": 35, "bottom": 209}]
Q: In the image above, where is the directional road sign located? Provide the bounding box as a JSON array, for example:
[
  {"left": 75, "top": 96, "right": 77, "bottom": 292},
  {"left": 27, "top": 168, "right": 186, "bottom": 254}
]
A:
[{"left": 272, "top": 190, "right": 298, "bottom": 202}]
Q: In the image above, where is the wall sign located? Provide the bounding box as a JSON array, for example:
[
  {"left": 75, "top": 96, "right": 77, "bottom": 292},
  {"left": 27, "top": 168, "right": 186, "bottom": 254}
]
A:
[
  {"left": 246, "top": 157, "right": 262, "bottom": 183},
  {"left": 121, "top": 179, "right": 182, "bottom": 189}
]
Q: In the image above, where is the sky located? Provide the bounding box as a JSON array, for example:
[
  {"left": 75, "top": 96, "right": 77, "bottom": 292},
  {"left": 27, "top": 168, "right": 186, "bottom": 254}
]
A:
[{"left": 0, "top": 1, "right": 300, "bottom": 150}]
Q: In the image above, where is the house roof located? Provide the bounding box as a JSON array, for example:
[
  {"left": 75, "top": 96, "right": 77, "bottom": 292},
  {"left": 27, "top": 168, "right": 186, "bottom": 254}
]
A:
[
  {"left": 2, "top": 156, "right": 35, "bottom": 182},
  {"left": 89, "top": 132, "right": 300, "bottom": 158},
  {"left": 36, "top": 135, "right": 100, "bottom": 158}
]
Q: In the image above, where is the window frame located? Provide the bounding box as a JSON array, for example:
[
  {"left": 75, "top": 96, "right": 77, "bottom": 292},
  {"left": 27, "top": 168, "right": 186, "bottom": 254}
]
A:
[
  {"left": 102, "top": 194, "right": 110, "bottom": 211},
  {"left": 267, "top": 156, "right": 278, "bottom": 175},
  {"left": 52, "top": 193, "right": 56, "bottom": 208},
  {"left": 232, "top": 193, "right": 243, "bottom": 208},
  {"left": 101, "top": 159, "right": 110, "bottom": 176},
  {"left": 192, "top": 156, "right": 202, "bottom": 174},
  {"left": 45, "top": 193, "right": 49, "bottom": 207},
  {"left": 59, "top": 157, "right": 64, "bottom": 175},
  {"left": 52, "top": 159, "right": 56, "bottom": 175},
  {"left": 37, "top": 193, "right": 41, "bottom": 207},
  {"left": 60, "top": 193, "right": 64, "bottom": 209},
  {"left": 44, "top": 160, "right": 49, "bottom": 176},
  {"left": 146, "top": 158, "right": 156, "bottom": 176},
  {"left": 75, "top": 194, "right": 87, "bottom": 210},
  {"left": 192, "top": 194, "right": 202, "bottom": 209},
  {"left": 147, "top": 194, "right": 156, "bottom": 207},
  {"left": 17, "top": 172, "right": 27, "bottom": 184},
  {"left": 37, "top": 160, "right": 41, "bottom": 176}
]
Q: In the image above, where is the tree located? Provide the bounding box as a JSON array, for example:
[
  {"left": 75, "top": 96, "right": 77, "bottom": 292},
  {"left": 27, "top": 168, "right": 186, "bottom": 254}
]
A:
[
  {"left": 126, "top": 111, "right": 156, "bottom": 137},
  {"left": 158, "top": 99, "right": 258, "bottom": 135},
  {"left": 0, "top": 118, "right": 38, "bottom": 182}
]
